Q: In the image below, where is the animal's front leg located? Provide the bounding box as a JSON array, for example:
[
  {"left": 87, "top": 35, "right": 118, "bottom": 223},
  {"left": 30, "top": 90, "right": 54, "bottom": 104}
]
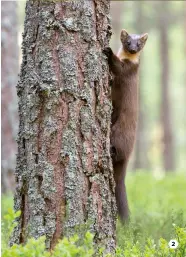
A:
[{"left": 103, "top": 47, "right": 123, "bottom": 75}]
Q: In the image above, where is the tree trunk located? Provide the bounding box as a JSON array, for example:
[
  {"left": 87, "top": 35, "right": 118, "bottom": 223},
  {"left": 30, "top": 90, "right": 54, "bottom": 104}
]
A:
[
  {"left": 185, "top": 1, "right": 186, "bottom": 110},
  {"left": 110, "top": 1, "right": 123, "bottom": 51},
  {"left": 11, "top": 0, "right": 116, "bottom": 253},
  {"left": 1, "top": 1, "right": 18, "bottom": 193},
  {"left": 184, "top": 2, "right": 186, "bottom": 159},
  {"left": 133, "top": 2, "right": 149, "bottom": 171},
  {"left": 159, "top": 2, "right": 175, "bottom": 171}
]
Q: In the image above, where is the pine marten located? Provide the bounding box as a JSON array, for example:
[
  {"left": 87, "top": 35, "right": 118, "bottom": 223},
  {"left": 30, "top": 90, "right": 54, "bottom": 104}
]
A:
[{"left": 103, "top": 29, "right": 148, "bottom": 222}]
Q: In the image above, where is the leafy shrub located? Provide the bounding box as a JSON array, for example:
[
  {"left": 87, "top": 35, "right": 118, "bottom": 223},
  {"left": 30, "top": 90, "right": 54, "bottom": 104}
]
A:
[
  {"left": 115, "top": 225, "right": 186, "bottom": 257},
  {"left": 2, "top": 233, "right": 96, "bottom": 257},
  {"left": 2, "top": 211, "right": 186, "bottom": 257}
]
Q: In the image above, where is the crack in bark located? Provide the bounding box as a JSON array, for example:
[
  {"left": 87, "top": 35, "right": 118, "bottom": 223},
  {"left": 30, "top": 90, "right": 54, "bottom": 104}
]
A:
[
  {"left": 20, "top": 191, "right": 29, "bottom": 244},
  {"left": 32, "top": 1, "right": 40, "bottom": 59},
  {"left": 37, "top": 95, "right": 45, "bottom": 152},
  {"left": 20, "top": 194, "right": 25, "bottom": 244},
  {"left": 93, "top": 0, "right": 99, "bottom": 41}
]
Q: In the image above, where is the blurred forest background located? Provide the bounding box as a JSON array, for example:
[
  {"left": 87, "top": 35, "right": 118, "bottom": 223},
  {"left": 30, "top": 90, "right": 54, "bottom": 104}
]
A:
[{"left": 1, "top": 1, "right": 186, "bottom": 193}]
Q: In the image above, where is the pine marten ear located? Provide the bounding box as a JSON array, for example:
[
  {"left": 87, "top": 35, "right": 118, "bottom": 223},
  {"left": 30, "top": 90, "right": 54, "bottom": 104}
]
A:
[
  {"left": 120, "top": 29, "right": 129, "bottom": 43},
  {"left": 140, "top": 33, "right": 148, "bottom": 44}
]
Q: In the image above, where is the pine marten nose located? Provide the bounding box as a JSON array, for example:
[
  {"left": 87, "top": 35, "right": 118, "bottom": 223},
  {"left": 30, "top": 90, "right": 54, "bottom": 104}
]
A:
[{"left": 130, "top": 49, "right": 137, "bottom": 54}]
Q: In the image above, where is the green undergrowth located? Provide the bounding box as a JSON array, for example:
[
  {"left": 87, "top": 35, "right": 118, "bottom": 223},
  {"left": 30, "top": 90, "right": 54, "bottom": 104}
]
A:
[{"left": 1, "top": 172, "right": 186, "bottom": 256}]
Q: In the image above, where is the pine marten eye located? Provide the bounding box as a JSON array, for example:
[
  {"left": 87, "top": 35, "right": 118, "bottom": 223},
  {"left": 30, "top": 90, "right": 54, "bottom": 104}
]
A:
[
  {"left": 137, "top": 41, "right": 141, "bottom": 47},
  {"left": 127, "top": 40, "right": 131, "bottom": 46}
]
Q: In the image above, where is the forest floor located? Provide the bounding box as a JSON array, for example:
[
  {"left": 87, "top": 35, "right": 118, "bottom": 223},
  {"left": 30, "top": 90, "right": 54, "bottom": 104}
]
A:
[
  {"left": 117, "top": 172, "right": 186, "bottom": 248},
  {"left": 2, "top": 172, "right": 186, "bottom": 256}
]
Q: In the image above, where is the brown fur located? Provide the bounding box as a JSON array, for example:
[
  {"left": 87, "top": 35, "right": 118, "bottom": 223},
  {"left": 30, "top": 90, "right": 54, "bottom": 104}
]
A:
[{"left": 103, "top": 30, "right": 148, "bottom": 221}]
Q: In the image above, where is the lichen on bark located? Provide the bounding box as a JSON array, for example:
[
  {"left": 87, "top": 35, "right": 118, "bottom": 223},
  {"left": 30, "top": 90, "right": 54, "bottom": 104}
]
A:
[{"left": 11, "top": 0, "right": 116, "bottom": 253}]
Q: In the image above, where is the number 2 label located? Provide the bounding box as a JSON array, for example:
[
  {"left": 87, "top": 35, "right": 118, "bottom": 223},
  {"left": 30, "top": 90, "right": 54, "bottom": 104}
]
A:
[{"left": 168, "top": 239, "right": 178, "bottom": 249}]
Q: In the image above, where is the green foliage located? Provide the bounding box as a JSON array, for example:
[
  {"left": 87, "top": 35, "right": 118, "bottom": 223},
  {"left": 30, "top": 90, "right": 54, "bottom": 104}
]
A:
[
  {"left": 117, "top": 172, "right": 186, "bottom": 256},
  {"left": 2, "top": 233, "right": 96, "bottom": 257},
  {"left": 2, "top": 214, "right": 186, "bottom": 257},
  {"left": 1, "top": 200, "right": 20, "bottom": 250},
  {"left": 115, "top": 225, "right": 186, "bottom": 257},
  {"left": 2, "top": 237, "right": 49, "bottom": 257},
  {"left": 1, "top": 205, "right": 96, "bottom": 257},
  {"left": 1, "top": 194, "right": 14, "bottom": 217},
  {"left": 1, "top": 173, "right": 186, "bottom": 256}
]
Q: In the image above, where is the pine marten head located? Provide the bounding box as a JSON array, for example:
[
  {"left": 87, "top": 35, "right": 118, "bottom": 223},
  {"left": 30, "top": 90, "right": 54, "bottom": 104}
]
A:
[{"left": 117, "top": 29, "right": 148, "bottom": 63}]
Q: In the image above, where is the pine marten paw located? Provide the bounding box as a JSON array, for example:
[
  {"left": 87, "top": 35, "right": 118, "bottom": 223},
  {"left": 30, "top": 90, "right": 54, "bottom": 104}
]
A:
[
  {"left": 110, "top": 145, "right": 117, "bottom": 158},
  {"left": 103, "top": 47, "right": 113, "bottom": 58}
]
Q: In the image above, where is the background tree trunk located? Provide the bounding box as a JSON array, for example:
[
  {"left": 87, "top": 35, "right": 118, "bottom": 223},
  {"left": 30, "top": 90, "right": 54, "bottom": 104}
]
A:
[
  {"left": 158, "top": 2, "right": 175, "bottom": 171},
  {"left": 185, "top": 1, "right": 186, "bottom": 110},
  {"left": 110, "top": 1, "right": 123, "bottom": 51},
  {"left": 133, "top": 1, "right": 149, "bottom": 171},
  {"left": 11, "top": 0, "right": 116, "bottom": 252},
  {"left": 1, "top": 1, "right": 18, "bottom": 193}
]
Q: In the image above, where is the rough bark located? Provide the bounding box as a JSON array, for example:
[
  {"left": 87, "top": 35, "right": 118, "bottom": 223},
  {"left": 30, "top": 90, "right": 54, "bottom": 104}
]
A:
[
  {"left": 1, "top": 1, "right": 18, "bottom": 193},
  {"left": 11, "top": 0, "right": 116, "bottom": 253},
  {"left": 159, "top": 2, "right": 175, "bottom": 171}
]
